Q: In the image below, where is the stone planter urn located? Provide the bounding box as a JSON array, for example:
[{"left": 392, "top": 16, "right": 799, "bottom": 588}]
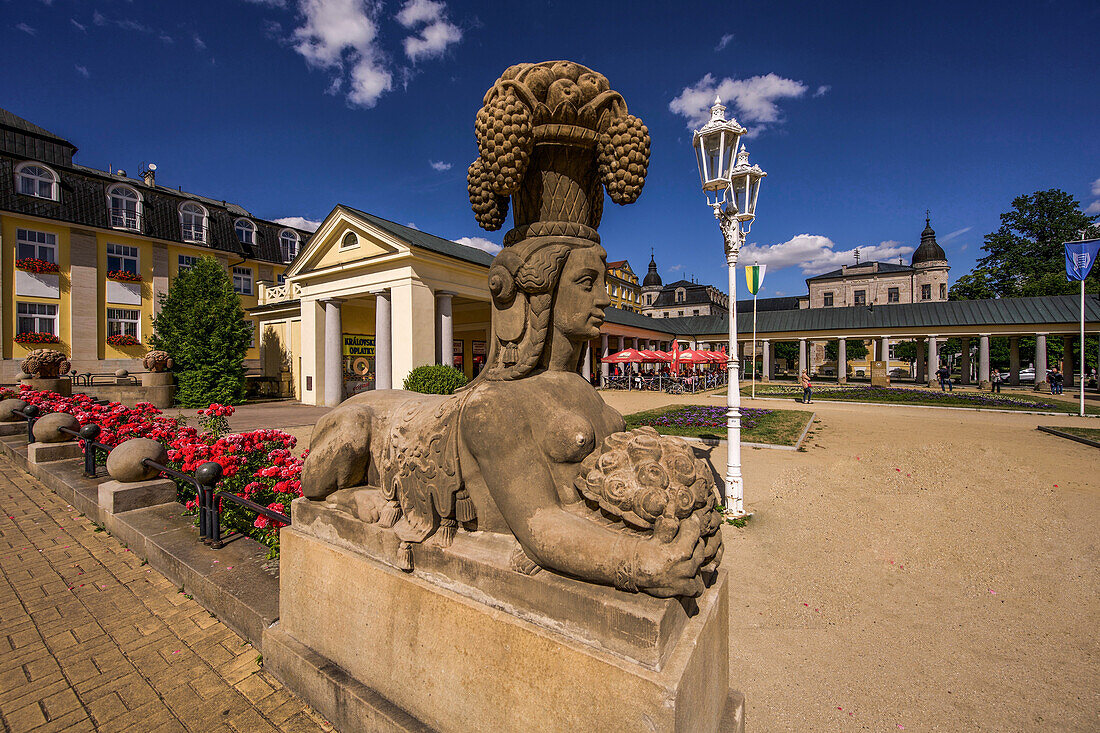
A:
[
  {"left": 20, "top": 349, "right": 72, "bottom": 397},
  {"left": 140, "top": 351, "right": 176, "bottom": 407}
]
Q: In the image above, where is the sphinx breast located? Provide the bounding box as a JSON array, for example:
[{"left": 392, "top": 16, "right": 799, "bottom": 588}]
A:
[{"left": 542, "top": 412, "right": 596, "bottom": 463}]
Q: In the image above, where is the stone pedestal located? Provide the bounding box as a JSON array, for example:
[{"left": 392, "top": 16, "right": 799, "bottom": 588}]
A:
[
  {"left": 139, "top": 371, "right": 177, "bottom": 408},
  {"left": 98, "top": 478, "right": 176, "bottom": 514},
  {"left": 265, "top": 500, "right": 744, "bottom": 733},
  {"left": 21, "top": 377, "right": 72, "bottom": 397},
  {"left": 870, "top": 360, "right": 890, "bottom": 387},
  {"left": 0, "top": 423, "right": 23, "bottom": 437},
  {"left": 28, "top": 441, "right": 83, "bottom": 463}
]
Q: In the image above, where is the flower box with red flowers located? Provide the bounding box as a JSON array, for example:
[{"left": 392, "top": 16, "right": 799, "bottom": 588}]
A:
[
  {"left": 106, "top": 334, "right": 141, "bottom": 347},
  {"left": 15, "top": 257, "right": 59, "bottom": 274},
  {"left": 106, "top": 270, "right": 142, "bottom": 283},
  {"left": 14, "top": 332, "right": 60, "bottom": 344}
]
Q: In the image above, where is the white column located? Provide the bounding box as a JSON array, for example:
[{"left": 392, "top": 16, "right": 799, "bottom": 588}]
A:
[
  {"left": 838, "top": 338, "right": 847, "bottom": 383},
  {"left": 762, "top": 340, "right": 771, "bottom": 381},
  {"left": 880, "top": 336, "right": 890, "bottom": 364},
  {"left": 374, "top": 289, "right": 392, "bottom": 390},
  {"left": 600, "top": 333, "right": 609, "bottom": 385},
  {"left": 979, "top": 334, "right": 991, "bottom": 384},
  {"left": 436, "top": 291, "right": 454, "bottom": 367},
  {"left": 798, "top": 338, "right": 807, "bottom": 374},
  {"left": 1034, "top": 333, "right": 1047, "bottom": 385},
  {"left": 323, "top": 298, "right": 343, "bottom": 407},
  {"left": 928, "top": 336, "right": 938, "bottom": 385}
]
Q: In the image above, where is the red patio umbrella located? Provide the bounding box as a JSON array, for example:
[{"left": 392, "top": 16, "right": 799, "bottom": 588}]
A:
[{"left": 601, "top": 348, "right": 647, "bottom": 363}]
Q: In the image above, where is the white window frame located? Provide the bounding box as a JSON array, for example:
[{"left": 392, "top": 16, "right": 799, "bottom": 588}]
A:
[
  {"left": 179, "top": 202, "right": 208, "bottom": 243},
  {"left": 340, "top": 231, "right": 359, "bottom": 250},
  {"left": 106, "top": 307, "right": 140, "bottom": 339},
  {"left": 16, "top": 228, "right": 58, "bottom": 263},
  {"left": 15, "top": 162, "right": 59, "bottom": 201},
  {"left": 16, "top": 302, "right": 58, "bottom": 336},
  {"left": 235, "top": 218, "right": 255, "bottom": 245},
  {"left": 233, "top": 266, "right": 253, "bottom": 296},
  {"left": 107, "top": 184, "right": 142, "bottom": 231},
  {"left": 106, "top": 243, "right": 139, "bottom": 275},
  {"left": 921, "top": 284, "right": 932, "bottom": 301},
  {"left": 178, "top": 255, "right": 199, "bottom": 273},
  {"left": 279, "top": 229, "right": 299, "bottom": 262}
]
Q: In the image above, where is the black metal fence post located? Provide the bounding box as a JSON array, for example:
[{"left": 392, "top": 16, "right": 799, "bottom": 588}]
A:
[
  {"left": 78, "top": 424, "right": 100, "bottom": 477},
  {"left": 22, "top": 405, "right": 39, "bottom": 443},
  {"left": 195, "top": 462, "right": 224, "bottom": 549}
]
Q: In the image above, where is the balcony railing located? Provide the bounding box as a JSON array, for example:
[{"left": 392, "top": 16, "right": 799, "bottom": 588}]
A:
[
  {"left": 180, "top": 223, "right": 208, "bottom": 244},
  {"left": 108, "top": 209, "right": 144, "bottom": 232},
  {"left": 258, "top": 282, "right": 301, "bottom": 305}
]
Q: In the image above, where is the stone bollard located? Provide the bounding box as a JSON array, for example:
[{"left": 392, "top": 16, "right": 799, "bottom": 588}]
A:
[
  {"left": 0, "top": 399, "right": 28, "bottom": 437},
  {"left": 28, "top": 413, "right": 83, "bottom": 463},
  {"left": 114, "top": 368, "right": 130, "bottom": 385},
  {"left": 100, "top": 438, "right": 176, "bottom": 514}
]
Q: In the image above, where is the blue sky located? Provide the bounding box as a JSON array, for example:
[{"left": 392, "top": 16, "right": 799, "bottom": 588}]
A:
[{"left": 3, "top": 0, "right": 1098, "bottom": 298}]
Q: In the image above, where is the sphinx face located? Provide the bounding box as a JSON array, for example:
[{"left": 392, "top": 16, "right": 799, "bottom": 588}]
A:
[{"left": 553, "top": 246, "right": 611, "bottom": 342}]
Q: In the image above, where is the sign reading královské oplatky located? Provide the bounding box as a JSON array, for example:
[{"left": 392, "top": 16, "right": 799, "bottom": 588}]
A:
[{"left": 342, "top": 334, "right": 375, "bottom": 357}]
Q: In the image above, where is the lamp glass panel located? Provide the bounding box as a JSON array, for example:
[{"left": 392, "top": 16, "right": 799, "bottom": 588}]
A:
[
  {"left": 695, "top": 142, "right": 706, "bottom": 186},
  {"left": 719, "top": 130, "right": 736, "bottom": 180},
  {"left": 703, "top": 133, "right": 721, "bottom": 186},
  {"left": 748, "top": 175, "right": 762, "bottom": 217}
]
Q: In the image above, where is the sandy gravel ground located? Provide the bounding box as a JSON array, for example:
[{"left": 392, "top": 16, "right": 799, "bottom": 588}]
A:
[{"left": 602, "top": 390, "right": 1099, "bottom": 732}]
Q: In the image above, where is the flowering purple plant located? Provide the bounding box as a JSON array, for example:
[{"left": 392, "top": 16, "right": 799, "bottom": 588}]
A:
[{"left": 638, "top": 405, "right": 773, "bottom": 431}]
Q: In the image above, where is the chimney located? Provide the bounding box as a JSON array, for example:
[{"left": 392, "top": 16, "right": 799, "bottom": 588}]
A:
[{"left": 141, "top": 163, "right": 157, "bottom": 187}]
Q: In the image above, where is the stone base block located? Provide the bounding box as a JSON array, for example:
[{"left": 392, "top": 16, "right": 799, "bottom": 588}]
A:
[
  {"left": 21, "top": 378, "right": 71, "bottom": 396},
  {"left": 266, "top": 508, "right": 743, "bottom": 733},
  {"left": 141, "top": 371, "right": 174, "bottom": 387},
  {"left": 98, "top": 478, "right": 177, "bottom": 514},
  {"left": 27, "top": 441, "right": 82, "bottom": 463},
  {"left": 979, "top": 380, "right": 991, "bottom": 390},
  {"left": 1034, "top": 383, "right": 1051, "bottom": 393},
  {"left": 0, "top": 423, "right": 23, "bottom": 437}
]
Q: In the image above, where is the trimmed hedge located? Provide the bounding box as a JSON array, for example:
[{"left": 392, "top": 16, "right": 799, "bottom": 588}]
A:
[{"left": 403, "top": 364, "right": 468, "bottom": 395}]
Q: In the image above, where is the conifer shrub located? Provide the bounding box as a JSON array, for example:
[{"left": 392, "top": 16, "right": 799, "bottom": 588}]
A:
[{"left": 402, "top": 364, "right": 468, "bottom": 394}]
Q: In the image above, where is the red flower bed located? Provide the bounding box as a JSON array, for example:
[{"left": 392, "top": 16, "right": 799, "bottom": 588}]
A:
[
  {"left": 106, "top": 334, "right": 141, "bottom": 347},
  {"left": 106, "top": 270, "right": 142, "bottom": 283},
  {"left": 15, "top": 332, "right": 60, "bottom": 344},
  {"left": 16, "top": 388, "right": 303, "bottom": 555},
  {"left": 16, "top": 257, "right": 59, "bottom": 274}
]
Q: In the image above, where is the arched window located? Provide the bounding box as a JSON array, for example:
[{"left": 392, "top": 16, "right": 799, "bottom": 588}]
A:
[
  {"left": 235, "top": 218, "right": 255, "bottom": 245},
  {"left": 15, "top": 163, "right": 59, "bottom": 200},
  {"left": 179, "top": 202, "right": 208, "bottom": 243},
  {"left": 279, "top": 229, "right": 300, "bottom": 262},
  {"left": 341, "top": 231, "right": 359, "bottom": 249},
  {"left": 107, "top": 184, "right": 142, "bottom": 230}
]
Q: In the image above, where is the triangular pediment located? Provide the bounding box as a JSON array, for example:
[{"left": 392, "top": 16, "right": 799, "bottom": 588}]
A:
[{"left": 285, "top": 206, "right": 406, "bottom": 279}]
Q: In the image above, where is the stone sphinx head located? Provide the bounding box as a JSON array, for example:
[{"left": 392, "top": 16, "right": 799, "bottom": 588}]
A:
[
  {"left": 467, "top": 61, "right": 650, "bottom": 382},
  {"left": 20, "top": 349, "right": 70, "bottom": 379}
]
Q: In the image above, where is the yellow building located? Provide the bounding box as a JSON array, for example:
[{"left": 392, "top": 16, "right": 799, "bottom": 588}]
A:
[
  {"left": 0, "top": 107, "right": 312, "bottom": 381},
  {"left": 606, "top": 259, "right": 641, "bottom": 312}
]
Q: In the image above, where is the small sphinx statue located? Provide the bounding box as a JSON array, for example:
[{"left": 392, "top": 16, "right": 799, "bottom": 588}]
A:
[{"left": 303, "top": 61, "right": 722, "bottom": 598}]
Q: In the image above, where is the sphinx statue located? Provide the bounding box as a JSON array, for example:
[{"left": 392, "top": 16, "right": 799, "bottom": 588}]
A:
[{"left": 302, "top": 61, "right": 722, "bottom": 598}]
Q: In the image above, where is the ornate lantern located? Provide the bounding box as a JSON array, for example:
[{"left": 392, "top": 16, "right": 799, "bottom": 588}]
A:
[
  {"left": 692, "top": 96, "right": 745, "bottom": 206},
  {"left": 728, "top": 148, "right": 767, "bottom": 234}
]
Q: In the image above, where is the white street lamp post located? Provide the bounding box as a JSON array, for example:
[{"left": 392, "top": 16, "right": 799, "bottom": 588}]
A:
[{"left": 693, "top": 97, "right": 766, "bottom": 516}]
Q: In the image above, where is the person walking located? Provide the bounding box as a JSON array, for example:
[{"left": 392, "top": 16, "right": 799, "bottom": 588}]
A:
[
  {"left": 800, "top": 369, "right": 812, "bottom": 404},
  {"left": 935, "top": 364, "right": 953, "bottom": 392}
]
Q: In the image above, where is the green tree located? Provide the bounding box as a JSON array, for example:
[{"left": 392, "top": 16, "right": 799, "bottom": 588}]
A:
[
  {"left": 950, "top": 189, "right": 1099, "bottom": 300},
  {"left": 892, "top": 340, "right": 919, "bottom": 363},
  {"left": 825, "top": 339, "right": 868, "bottom": 361},
  {"left": 150, "top": 257, "right": 251, "bottom": 407}
]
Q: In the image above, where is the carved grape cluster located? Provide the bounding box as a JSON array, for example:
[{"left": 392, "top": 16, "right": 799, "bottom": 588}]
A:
[
  {"left": 467, "top": 159, "right": 509, "bottom": 230},
  {"left": 598, "top": 114, "right": 650, "bottom": 205},
  {"left": 574, "top": 427, "right": 720, "bottom": 544},
  {"left": 474, "top": 89, "right": 533, "bottom": 198}
]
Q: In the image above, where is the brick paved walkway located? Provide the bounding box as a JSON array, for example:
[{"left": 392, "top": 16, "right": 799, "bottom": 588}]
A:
[{"left": 0, "top": 453, "right": 329, "bottom": 733}]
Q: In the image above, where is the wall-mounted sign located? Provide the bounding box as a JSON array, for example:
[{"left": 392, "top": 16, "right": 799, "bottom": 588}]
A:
[
  {"left": 472, "top": 340, "right": 487, "bottom": 356},
  {"left": 343, "top": 334, "right": 374, "bottom": 357}
]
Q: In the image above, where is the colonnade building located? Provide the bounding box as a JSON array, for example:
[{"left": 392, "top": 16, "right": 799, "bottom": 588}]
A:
[{"left": 253, "top": 206, "right": 1098, "bottom": 406}]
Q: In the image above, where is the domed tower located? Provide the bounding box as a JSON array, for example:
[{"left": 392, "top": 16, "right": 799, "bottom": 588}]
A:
[
  {"left": 911, "top": 214, "right": 950, "bottom": 302},
  {"left": 641, "top": 251, "right": 663, "bottom": 310}
]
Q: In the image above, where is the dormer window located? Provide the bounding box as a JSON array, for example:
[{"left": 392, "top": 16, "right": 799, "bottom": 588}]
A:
[
  {"left": 107, "top": 184, "right": 142, "bottom": 230},
  {"left": 341, "top": 231, "right": 359, "bottom": 249},
  {"left": 280, "top": 229, "right": 300, "bottom": 262},
  {"left": 675, "top": 288, "right": 686, "bottom": 303},
  {"left": 179, "top": 202, "right": 208, "bottom": 243},
  {"left": 16, "top": 163, "right": 59, "bottom": 200},
  {"left": 235, "top": 218, "right": 255, "bottom": 245}
]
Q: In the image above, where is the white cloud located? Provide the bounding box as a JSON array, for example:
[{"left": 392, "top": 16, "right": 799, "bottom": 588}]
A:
[
  {"left": 941, "top": 226, "right": 972, "bottom": 242},
  {"left": 669, "top": 72, "right": 809, "bottom": 136},
  {"left": 453, "top": 236, "right": 501, "bottom": 255},
  {"left": 93, "top": 11, "right": 107, "bottom": 26},
  {"left": 75, "top": 65, "right": 90, "bottom": 78},
  {"left": 813, "top": 84, "right": 830, "bottom": 97},
  {"left": 715, "top": 33, "right": 733, "bottom": 51},
  {"left": 16, "top": 23, "right": 36, "bottom": 36},
  {"left": 159, "top": 33, "right": 173, "bottom": 44},
  {"left": 244, "top": 0, "right": 288, "bottom": 7},
  {"left": 405, "top": 222, "right": 419, "bottom": 230},
  {"left": 1085, "top": 200, "right": 1100, "bottom": 215},
  {"left": 274, "top": 216, "right": 322, "bottom": 232},
  {"left": 429, "top": 160, "right": 452, "bottom": 172},
  {"left": 193, "top": 34, "right": 207, "bottom": 50},
  {"left": 396, "top": 0, "right": 461, "bottom": 62},
  {"left": 1091, "top": 177, "right": 1100, "bottom": 197},
  {"left": 669, "top": 264, "right": 685, "bottom": 272},
  {"left": 117, "top": 18, "right": 153, "bottom": 33},
  {"left": 292, "top": 0, "right": 393, "bottom": 108},
  {"left": 70, "top": 18, "right": 86, "bottom": 32},
  {"left": 741, "top": 234, "right": 915, "bottom": 276}
]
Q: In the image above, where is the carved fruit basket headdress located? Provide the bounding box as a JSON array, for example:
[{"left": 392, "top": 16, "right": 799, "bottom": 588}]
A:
[
  {"left": 467, "top": 60, "right": 651, "bottom": 246},
  {"left": 20, "top": 349, "right": 71, "bottom": 379}
]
